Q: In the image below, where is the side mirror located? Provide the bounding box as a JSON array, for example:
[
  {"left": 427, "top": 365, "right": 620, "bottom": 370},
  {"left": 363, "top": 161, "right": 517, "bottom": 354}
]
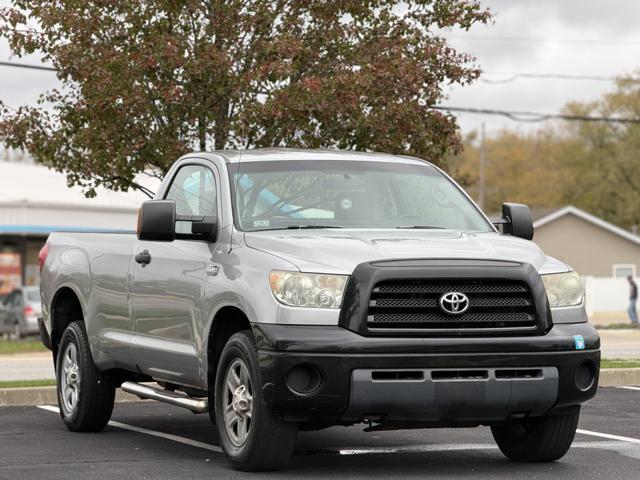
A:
[
  {"left": 494, "top": 203, "right": 534, "bottom": 240},
  {"left": 137, "top": 200, "right": 176, "bottom": 241},
  {"left": 177, "top": 215, "right": 217, "bottom": 241}
]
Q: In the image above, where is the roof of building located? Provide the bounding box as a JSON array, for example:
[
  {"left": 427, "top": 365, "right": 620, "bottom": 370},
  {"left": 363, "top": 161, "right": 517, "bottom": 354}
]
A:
[
  {"left": 0, "top": 160, "right": 160, "bottom": 235},
  {"left": 533, "top": 205, "right": 640, "bottom": 247},
  {"left": 0, "top": 160, "right": 158, "bottom": 211}
]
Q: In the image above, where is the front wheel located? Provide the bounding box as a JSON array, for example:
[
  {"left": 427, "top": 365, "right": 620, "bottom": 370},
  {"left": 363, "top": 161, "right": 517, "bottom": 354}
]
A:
[
  {"left": 56, "top": 321, "right": 115, "bottom": 432},
  {"left": 214, "top": 331, "right": 297, "bottom": 471},
  {"left": 491, "top": 411, "right": 579, "bottom": 462}
]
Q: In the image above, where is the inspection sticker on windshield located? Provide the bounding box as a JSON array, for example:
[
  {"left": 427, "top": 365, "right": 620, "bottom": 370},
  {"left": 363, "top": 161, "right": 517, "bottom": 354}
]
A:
[
  {"left": 574, "top": 335, "right": 585, "bottom": 350},
  {"left": 253, "top": 219, "right": 270, "bottom": 228}
]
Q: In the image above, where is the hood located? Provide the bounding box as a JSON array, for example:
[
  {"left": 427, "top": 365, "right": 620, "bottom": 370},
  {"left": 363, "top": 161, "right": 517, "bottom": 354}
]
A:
[{"left": 244, "top": 229, "right": 569, "bottom": 275}]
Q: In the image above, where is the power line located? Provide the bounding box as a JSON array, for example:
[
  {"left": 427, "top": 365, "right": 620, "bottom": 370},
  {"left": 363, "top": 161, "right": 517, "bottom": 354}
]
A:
[
  {"left": 445, "top": 34, "right": 640, "bottom": 46},
  {"left": 2, "top": 60, "right": 637, "bottom": 85},
  {"left": 0, "top": 59, "right": 635, "bottom": 83},
  {"left": 0, "top": 61, "right": 56, "bottom": 72},
  {"left": 481, "top": 72, "right": 640, "bottom": 84},
  {"left": 1, "top": 60, "right": 637, "bottom": 125},
  {"left": 433, "top": 106, "right": 640, "bottom": 124}
]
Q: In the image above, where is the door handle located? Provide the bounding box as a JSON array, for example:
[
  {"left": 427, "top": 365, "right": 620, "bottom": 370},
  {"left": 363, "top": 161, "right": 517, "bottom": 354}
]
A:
[{"left": 135, "top": 250, "right": 151, "bottom": 265}]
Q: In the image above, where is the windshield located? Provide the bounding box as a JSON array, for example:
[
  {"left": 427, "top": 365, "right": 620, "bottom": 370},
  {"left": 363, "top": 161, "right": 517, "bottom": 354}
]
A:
[{"left": 229, "top": 160, "right": 492, "bottom": 232}]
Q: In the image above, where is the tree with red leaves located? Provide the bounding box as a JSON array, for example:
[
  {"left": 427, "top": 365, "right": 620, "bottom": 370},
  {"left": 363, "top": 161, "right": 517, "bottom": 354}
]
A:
[{"left": 0, "top": 1, "right": 490, "bottom": 195}]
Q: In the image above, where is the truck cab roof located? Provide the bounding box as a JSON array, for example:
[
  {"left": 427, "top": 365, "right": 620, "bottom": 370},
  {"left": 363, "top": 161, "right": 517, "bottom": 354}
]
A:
[{"left": 186, "top": 148, "right": 434, "bottom": 166}]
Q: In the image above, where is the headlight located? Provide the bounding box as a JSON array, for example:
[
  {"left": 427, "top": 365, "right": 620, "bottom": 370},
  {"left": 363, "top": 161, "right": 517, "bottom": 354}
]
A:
[
  {"left": 541, "top": 271, "right": 583, "bottom": 307},
  {"left": 269, "top": 271, "right": 348, "bottom": 308}
]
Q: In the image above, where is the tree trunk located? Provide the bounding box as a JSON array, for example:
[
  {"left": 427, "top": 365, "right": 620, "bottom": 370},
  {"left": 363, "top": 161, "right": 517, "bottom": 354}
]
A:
[
  {"left": 214, "top": 97, "right": 230, "bottom": 150},
  {"left": 198, "top": 116, "right": 206, "bottom": 152}
]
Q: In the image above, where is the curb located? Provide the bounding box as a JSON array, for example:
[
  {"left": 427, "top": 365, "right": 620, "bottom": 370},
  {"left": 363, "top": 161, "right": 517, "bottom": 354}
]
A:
[
  {"left": 599, "top": 368, "right": 640, "bottom": 387},
  {"left": 0, "top": 386, "right": 143, "bottom": 407}
]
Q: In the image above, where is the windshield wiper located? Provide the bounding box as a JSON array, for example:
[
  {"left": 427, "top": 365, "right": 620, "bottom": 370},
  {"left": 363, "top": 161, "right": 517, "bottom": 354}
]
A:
[
  {"left": 395, "top": 225, "right": 447, "bottom": 229},
  {"left": 285, "top": 225, "right": 342, "bottom": 229}
]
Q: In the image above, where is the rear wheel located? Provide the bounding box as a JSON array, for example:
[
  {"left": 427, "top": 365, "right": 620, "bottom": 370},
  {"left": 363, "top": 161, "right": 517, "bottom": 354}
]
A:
[
  {"left": 491, "top": 411, "right": 579, "bottom": 462},
  {"left": 214, "top": 330, "right": 297, "bottom": 471},
  {"left": 56, "top": 321, "right": 115, "bottom": 432}
]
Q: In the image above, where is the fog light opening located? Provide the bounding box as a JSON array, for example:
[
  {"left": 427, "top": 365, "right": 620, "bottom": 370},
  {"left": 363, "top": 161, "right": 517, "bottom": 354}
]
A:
[
  {"left": 286, "top": 364, "right": 322, "bottom": 395},
  {"left": 575, "top": 360, "right": 596, "bottom": 391}
]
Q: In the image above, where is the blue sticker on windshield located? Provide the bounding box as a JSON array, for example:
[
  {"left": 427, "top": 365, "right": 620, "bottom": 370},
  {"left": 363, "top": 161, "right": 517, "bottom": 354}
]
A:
[{"left": 574, "top": 335, "right": 585, "bottom": 350}]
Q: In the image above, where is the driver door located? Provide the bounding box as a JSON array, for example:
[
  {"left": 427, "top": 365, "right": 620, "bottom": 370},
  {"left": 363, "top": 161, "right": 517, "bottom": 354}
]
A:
[{"left": 130, "top": 164, "right": 218, "bottom": 386}]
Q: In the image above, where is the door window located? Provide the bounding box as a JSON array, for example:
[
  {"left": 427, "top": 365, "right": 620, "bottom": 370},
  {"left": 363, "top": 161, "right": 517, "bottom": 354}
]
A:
[
  {"left": 1, "top": 293, "right": 13, "bottom": 307},
  {"left": 165, "top": 165, "right": 217, "bottom": 234},
  {"left": 5, "top": 292, "right": 21, "bottom": 308}
]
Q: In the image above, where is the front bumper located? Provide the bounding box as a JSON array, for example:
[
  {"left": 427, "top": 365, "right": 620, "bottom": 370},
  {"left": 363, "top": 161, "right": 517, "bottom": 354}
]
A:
[{"left": 254, "top": 322, "right": 600, "bottom": 426}]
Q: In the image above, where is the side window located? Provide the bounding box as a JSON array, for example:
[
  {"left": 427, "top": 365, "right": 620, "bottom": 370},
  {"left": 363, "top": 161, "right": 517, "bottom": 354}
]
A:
[
  {"left": 2, "top": 293, "right": 13, "bottom": 307},
  {"left": 165, "top": 165, "right": 217, "bottom": 235},
  {"left": 5, "top": 292, "right": 19, "bottom": 308},
  {"left": 166, "top": 165, "right": 217, "bottom": 217}
]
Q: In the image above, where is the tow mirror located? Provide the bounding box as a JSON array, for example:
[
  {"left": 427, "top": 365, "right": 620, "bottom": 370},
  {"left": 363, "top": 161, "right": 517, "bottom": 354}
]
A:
[
  {"left": 493, "top": 203, "right": 534, "bottom": 240},
  {"left": 137, "top": 200, "right": 176, "bottom": 242},
  {"left": 176, "top": 214, "right": 217, "bottom": 241}
]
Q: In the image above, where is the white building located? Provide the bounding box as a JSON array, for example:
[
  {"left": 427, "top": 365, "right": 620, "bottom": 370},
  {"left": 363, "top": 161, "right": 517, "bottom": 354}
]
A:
[{"left": 0, "top": 160, "right": 158, "bottom": 293}]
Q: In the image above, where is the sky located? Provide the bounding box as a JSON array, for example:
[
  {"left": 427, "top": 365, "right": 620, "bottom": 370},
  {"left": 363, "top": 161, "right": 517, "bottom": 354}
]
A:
[
  {"left": 1, "top": 0, "right": 640, "bottom": 139},
  {"left": 441, "top": 0, "right": 640, "bottom": 135}
]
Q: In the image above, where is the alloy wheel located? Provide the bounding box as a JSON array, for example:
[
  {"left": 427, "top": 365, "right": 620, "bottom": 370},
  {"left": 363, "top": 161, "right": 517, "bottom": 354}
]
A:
[
  {"left": 60, "top": 342, "right": 80, "bottom": 415},
  {"left": 222, "top": 358, "right": 254, "bottom": 447}
]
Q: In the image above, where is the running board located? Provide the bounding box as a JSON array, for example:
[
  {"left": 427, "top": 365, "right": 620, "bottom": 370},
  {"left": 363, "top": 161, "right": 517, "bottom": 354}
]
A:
[{"left": 121, "top": 381, "right": 209, "bottom": 413}]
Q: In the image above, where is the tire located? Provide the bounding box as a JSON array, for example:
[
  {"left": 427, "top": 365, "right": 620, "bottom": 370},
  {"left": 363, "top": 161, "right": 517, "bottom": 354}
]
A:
[
  {"left": 491, "top": 411, "right": 580, "bottom": 462},
  {"left": 214, "top": 330, "right": 297, "bottom": 471},
  {"left": 56, "top": 321, "right": 115, "bottom": 432}
]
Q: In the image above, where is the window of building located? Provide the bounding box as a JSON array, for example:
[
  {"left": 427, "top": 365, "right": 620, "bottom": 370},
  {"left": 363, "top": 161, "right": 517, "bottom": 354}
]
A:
[{"left": 613, "top": 264, "right": 636, "bottom": 278}]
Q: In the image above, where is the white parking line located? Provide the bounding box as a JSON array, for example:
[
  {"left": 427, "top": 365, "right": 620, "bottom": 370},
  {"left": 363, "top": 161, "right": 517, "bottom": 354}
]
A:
[
  {"left": 331, "top": 441, "right": 630, "bottom": 456},
  {"left": 37, "top": 404, "right": 639, "bottom": 457},
  {"left": 36, "top": 405, "right": 223, "bottom": 453},
  {"left": 618, "top": 386, "right": 640, "bottom": 391},
  {"left": 577, "top": 429, "right": 640, "bottom": 445}
]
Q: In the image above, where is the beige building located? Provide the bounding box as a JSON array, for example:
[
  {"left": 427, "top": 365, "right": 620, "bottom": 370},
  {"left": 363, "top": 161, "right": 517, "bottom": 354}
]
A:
[
  {"left": 533, "top": 205, "right": 640, "bottom": 278},
  {"left": 533, "top": 206, "right": 640, "bottom": 322}
]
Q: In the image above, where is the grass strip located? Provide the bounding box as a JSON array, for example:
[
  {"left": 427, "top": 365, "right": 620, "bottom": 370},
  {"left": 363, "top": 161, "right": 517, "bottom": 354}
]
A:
[
  {"left": 0, "top": 338, "right": 47, "bottom": 354},
  {"left": 596, "top": 323, "right": 640, "bottom": 330},
  {"left": 0, "top": 379, "right": 56, "bottom": 388},
  {"left": 601, "top": 358, "right": 640, "bottom": 369}
]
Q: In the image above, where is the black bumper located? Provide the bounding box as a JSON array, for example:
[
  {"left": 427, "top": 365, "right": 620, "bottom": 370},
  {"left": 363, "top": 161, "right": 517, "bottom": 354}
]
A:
[{"left": 254, "top": 322, "right": 600, "bottom": 426}]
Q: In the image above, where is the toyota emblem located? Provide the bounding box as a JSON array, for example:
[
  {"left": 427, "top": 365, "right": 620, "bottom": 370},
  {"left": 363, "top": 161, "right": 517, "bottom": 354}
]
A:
[{"left": 439, "top": 291, "right": 470, "bottom": 315}]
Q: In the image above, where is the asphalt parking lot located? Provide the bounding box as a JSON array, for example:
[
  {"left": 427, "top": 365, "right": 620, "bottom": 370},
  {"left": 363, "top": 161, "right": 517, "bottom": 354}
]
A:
[{"left": 1, "top": 388, "right": 639, "bottom": 479}]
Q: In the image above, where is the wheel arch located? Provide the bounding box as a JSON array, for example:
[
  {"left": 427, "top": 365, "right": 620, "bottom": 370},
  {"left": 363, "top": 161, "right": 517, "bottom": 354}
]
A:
[
  {"left": 50, "top": 285, "right": 86, "bottom": 356},
  {"left": 206, "top": 305, "right": 256, "bottom": 389}
]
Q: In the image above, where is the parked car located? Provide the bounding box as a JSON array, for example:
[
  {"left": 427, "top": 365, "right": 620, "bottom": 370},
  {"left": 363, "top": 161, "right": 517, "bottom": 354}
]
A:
[
  {"left": 38, "top": 149, "right": 599, "bottom": 471},
  {"left": 0, "top": 286, "right": 42, "bottom": 338}
]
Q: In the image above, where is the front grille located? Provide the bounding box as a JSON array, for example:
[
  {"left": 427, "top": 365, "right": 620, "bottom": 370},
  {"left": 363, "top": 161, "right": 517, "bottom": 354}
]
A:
[{"left": 367, "top": 279, "right": 538, "bottom": 333}]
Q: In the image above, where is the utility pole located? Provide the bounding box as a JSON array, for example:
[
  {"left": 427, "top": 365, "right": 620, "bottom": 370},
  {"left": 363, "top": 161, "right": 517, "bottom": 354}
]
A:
[{"left": 478, "top": 122, "right": 486, "bottom": 210}]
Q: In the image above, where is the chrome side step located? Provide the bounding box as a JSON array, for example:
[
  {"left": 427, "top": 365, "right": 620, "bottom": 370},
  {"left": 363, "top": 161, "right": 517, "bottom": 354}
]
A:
[{"left": 121, "top": 381, "right": 208, "bottom": 413}]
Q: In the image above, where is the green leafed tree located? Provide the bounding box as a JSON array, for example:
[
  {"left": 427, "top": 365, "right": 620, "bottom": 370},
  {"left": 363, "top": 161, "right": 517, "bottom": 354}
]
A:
[{"left": 0, "top": 1, "right": 490, "bottom": 195}]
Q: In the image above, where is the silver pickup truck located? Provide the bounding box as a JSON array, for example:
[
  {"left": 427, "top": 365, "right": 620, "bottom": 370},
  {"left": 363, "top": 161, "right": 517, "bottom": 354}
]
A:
[{"left": 38, "top": 149, "right": 599, "bottom": 471}]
